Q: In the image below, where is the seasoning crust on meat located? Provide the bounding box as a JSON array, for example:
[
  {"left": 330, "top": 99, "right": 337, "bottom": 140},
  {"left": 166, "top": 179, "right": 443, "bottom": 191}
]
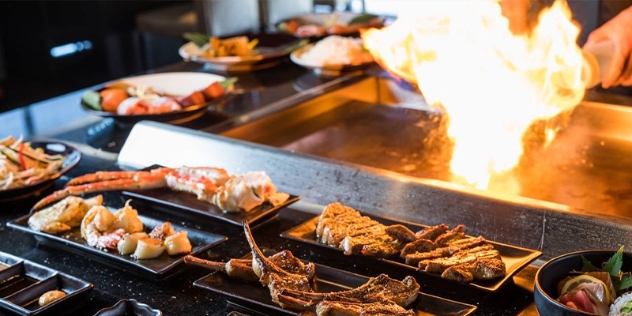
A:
[{"left": 316, "top": 202, "right": 507, "bottom": 282}]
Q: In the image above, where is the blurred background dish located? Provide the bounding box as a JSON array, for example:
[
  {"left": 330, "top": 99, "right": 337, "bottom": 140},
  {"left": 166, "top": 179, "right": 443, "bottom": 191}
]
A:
[
  {"left": 274, "top": 12, "right": 384, "bottom": 39},
  {"left": 0, "top": 140, "right": 81, "bottom": 202},
  {"left": 290, "top": 36, "right": 374, "bottom": 77},
  {"left": 179, "top": 33, "right": 306, "bottom": 73},
  {"left": 80, "top": 72, "right": 230, "bottom": 124}
]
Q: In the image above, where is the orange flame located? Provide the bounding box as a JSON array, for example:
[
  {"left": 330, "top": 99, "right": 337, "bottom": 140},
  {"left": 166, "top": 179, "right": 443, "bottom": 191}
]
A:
[{"left": 362, "top": 0, "right": 585, "bottom": 189}]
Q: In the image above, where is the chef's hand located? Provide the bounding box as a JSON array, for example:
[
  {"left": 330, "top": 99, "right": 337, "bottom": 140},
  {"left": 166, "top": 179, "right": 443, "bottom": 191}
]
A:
[{"left": 583, "top": 6, "right": 632, "bottom": 88}]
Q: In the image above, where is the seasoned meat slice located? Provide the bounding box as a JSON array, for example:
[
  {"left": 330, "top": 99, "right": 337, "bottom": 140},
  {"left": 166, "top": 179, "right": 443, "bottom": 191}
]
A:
[
  {"left": 441, "top": 258, "right": 507, "bottom": 282},
  {"left": 341, "top": 232, "right": 402, "bottom": 257},
  {"left": 434, "top": 225, "right": 466, "bottom": 246},
  {"left": 324, "top": 223, "right": 384, "bottom": 247},
  {"left": 404, "top": 246, "right": 460, "bottom": 266},
  {"left": 385, "top": 224, "right": 417, "bottom": 243},
  {"left": 415, "top": 224, "right": 449, "bottom": 241},
  {"left": 316, "top": 300, "right": 416, "bottom": 316},
  {"left": 399, "top": 238, "right": 435, "bottom": 258},
  {"left": 421, "top": 249, "right": 501, "bottom": 273},
  {"left": 317, "top": 202, "right": 361, "bottom": 237}
]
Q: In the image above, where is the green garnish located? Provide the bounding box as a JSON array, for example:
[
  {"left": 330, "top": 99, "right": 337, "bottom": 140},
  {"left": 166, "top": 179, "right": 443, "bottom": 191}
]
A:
[
  {"left": 348, "top": 13, "right": 379, "bottom": 25},
  {"left": 82, "top": 90, "right": 102, "bottom": 111},
  {"left": 220, "top": 77, "right": 238, "bottom": 91},
  {"left": 581, "top": 246, "right": 632, "bottom": 295},
  {"left": 183, "top": 32, "right": 210, "bottom": 48},
  {"left": 621, "top": 301, "right": 632, "bottom": 313}
]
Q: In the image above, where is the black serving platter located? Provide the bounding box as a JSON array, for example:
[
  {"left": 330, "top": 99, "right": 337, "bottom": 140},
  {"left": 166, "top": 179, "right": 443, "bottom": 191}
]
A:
[
  {"left": 0, "top": 141, "right": 81, "bottom": 202},
  {"left": 193, "top": 256, "right": 477, "bottom": 316},
  {"left": 280, "top": 214, "right": 542, "bottom": 298},
  {"left": 123, "top": 190, "right": 300, "bottom": 228},
  {"left": 7, "top": 207, "right": 227, "bottom": 280},
  {"left": 0, "top": 251, "right": 92, "bottom": 316},
  {"left": 93, "top": 299, "right": 162, "bottom": 316}
]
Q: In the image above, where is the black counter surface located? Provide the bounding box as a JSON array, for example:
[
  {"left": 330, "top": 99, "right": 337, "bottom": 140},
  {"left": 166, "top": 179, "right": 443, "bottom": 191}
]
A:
[{"left": 0, "top": 59, "right": 552, "bottom": 315}]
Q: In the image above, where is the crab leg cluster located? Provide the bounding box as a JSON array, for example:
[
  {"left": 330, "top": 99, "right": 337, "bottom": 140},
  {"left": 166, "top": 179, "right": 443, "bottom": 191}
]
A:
[{"left": 32, "top": 166, "right": 287, "bottom": 213}]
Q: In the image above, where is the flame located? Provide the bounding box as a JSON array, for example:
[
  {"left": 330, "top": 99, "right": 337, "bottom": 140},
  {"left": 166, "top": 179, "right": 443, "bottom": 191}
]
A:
[{"left": 362, "top": 0, "right": 585, "bottom": 189}]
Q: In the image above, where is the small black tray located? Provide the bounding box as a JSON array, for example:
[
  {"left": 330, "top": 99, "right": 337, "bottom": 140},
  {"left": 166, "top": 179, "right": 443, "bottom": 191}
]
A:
[
  {"left": 7, "top": 207, "right": 227, "bottom": 281},
  {"left": 0, "top": 251, "right": 93, "bottom": 316},
  {"left": 280, "top": 214, "right": 542, "bottom": 298},
  {"left": 193, "top": 258, "right": 477, "bottom": 316},
  {"left": 93, "top": 299, "right": 162, "bottom": 316}
]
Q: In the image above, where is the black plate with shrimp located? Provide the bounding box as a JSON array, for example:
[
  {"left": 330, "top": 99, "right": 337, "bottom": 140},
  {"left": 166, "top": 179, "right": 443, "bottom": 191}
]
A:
[
  {"left": 0, "top": 139, "right": 81, "bottom": 202},
  {"left": 7, "top": 206, "right": 227, "bottom": 280}
]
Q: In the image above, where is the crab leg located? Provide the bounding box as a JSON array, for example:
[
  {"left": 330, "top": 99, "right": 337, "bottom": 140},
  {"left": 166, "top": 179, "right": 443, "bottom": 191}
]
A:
[
  {"left": 32, "top": 175, "right": 169, "bottom": 211},
  {"left": 67, "top": 168, "right": 173, "bottom": 186}
]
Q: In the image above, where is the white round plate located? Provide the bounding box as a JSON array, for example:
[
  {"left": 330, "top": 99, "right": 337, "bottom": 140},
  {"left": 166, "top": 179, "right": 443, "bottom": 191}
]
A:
[
  {"left": 289, "top": 43, "right": 374, "bottom": 77},
  {"left": 179, "top": 34, "right": 306, "bottom": 72},
  {"left": 82, "top": 72, "right": 227, "bottom": 124}
]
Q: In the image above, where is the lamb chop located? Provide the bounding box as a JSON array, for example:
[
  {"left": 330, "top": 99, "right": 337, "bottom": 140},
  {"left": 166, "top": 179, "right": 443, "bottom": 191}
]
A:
[
  {"left": 315, "top": 300, "right": 415, "bottom": 316},
  {"left": 183, "top": 250, "right": 316, "bottom": 282},
  {"left": 243, "top": 221, "right": 314, "bottom": 308},
  {"left": 277, "top": 274, "right": 420, "bottom": 309}
]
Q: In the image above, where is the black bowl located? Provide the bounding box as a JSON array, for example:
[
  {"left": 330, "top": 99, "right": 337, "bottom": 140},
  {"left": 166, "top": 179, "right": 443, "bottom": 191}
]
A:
[{"left": 534, "top": 250, "right": 632, "bottom": 316}]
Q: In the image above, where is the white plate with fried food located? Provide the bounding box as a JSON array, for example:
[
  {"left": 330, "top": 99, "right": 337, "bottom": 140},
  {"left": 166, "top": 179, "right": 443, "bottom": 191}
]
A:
[{"left": 179, "top": 33, "right": 307, "bottom": 72}]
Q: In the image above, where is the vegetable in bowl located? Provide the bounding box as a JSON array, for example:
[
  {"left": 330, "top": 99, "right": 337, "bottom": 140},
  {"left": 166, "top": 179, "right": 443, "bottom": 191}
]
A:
[{"left": 535, "top": 247, "right": 632, "bottom": 316}]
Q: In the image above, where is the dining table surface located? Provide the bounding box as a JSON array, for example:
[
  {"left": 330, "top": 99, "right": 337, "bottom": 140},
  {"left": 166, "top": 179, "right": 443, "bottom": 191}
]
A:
[{"left": 3, "top": 55, "right": 626, "bottom": 316}]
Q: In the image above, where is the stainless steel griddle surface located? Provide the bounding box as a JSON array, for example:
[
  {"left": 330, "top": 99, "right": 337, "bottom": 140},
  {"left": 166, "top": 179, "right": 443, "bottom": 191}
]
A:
[{"left": 219, "top": 77, "right": 632, "bottom": 219}]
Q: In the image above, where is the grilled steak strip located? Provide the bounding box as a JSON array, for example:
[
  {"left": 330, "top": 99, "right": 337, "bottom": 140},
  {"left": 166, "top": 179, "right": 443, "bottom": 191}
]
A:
[
  {"left": 341, "top": 233, "right": 402, "bottom": 257},
  {"left": 326, "top": 224, "right": 384, "bottom": 247},
  {"left": 279, "top": 274, "right": 420, "bottom": 308},
  {"left": 421, "top": 249, "right": 501, "bottom": 273},
  {"left": 184, "top": 250, "right": 316, "bottom": 282},
  {"left": 414, "top": 224, "right": 449, "bottom": 241},
  {"left": 315, "top": 300, "right": 416, "bottom": 316},
  {"left": 399, "top": 238, "right": 435, "bottom": 258},
  {"left": 404, "top": 246, "right": 460, "bottom": 266},
  {"left": 434, "top": 225, "right": 466, "bottom": 246},
  {"left": 385, "top": 224, "right": 417, "bottom": 243},
  {"left": 316, "top": 202, "right": 360, "bottom": 237},
  {"left": 243, "top": 221, "right": 314, "bottom": 308},
  {"left": 404, "top": 236, "right": 488, "bottom": 266},
  {"left": 442, "top": 258, "right": 507, "bottom": 282}
]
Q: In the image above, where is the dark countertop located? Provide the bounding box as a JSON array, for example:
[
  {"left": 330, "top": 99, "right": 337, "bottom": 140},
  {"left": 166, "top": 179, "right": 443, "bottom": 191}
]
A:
[{"left": 0, "top": 58, "right": 603, "bottom": 316}]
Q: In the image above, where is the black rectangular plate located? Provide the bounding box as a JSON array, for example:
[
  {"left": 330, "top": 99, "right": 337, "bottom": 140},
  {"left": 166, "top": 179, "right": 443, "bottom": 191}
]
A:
[
  {"left": 0, "top": 251, "right": 93, "bottom": 316},
  {"left": 123, "top": 189, "right": 300, "bottom": 227},
  {"left": 280, "top": 214, "right": 542, "bottom": 296},
  {"left": 193, "top": 259, "right": 477, "bottom": 316},
  {"left": 7, "top": 210, "right": 227, "bottom": 280}
]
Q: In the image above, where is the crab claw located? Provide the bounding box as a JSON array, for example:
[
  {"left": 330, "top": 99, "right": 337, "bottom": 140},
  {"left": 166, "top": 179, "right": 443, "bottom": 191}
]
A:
[
  {"left": 67, "top": 168, "right": 173, "bottom": 186},
  {"left": 31, "top": 176, "right": 169, "bottom": 211}
]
